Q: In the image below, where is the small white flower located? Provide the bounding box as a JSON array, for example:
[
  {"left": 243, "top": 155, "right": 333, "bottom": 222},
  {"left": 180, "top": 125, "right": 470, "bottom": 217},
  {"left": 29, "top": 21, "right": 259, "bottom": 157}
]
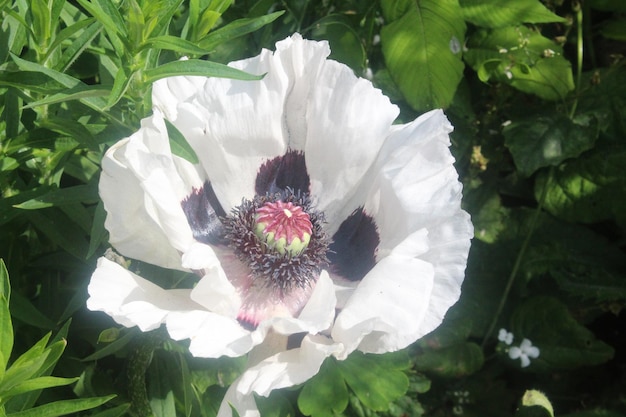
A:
[
  {"left": 498, "top": 328, "right": 513, "bottom": 345},
  {"left": 509, "top": 338, "right": 540, "bottom": 368},
  {"left": 372, "top": 34, "right": 381, "bottom": 46},
  {"left": 87, "top": 34, "right": 473, "bottom": 417}
]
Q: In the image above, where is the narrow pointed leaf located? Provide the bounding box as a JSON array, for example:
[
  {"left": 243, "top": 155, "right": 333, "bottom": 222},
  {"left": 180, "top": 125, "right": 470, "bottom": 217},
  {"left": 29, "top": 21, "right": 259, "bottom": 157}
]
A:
[
  {"left": 197, "top": 12, "right": 284, "bottom": 51},
  {"left": 6, "top": 396, "right": 115, "bottom": 417},
  {"left": 143, "top": 59, "right": 264, "bottom": 84}
]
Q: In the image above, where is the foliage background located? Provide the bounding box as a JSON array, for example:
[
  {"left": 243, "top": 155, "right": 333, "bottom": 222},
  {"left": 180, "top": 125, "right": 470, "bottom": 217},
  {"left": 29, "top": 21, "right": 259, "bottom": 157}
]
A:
[{"left": 1, "top": 0, "right": 625, "bottom": 416}]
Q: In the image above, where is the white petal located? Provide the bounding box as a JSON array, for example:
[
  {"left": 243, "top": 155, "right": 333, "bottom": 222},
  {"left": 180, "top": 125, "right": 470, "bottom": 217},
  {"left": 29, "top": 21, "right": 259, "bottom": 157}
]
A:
[
  {"left": 520, "top": 355, "right": 531, "bottom": 368},
  {"left": 329, "top": 109, "right": 473, "bottom": 353},
  {"left": 237, "top": 334, "right": 342, "bottom": 397},
  {"left": 87, "top": 257, "right": 197, "bottom": 331},
  {"left": 262, "top": 271, "right": 337, "bottom": 336},
  {"left": 306, "top": 60, "right": 399, "bottom": 227},
  {"left": 181, "top": 241, "right": 221, "bottom": 270},
  {"left": 166, "top": 309, "right": 256, "bottom": 357},
  {"left": 217, "top": 382, "right": 260, "bottom": 417},
  {"left": 101, "top": 112, "right": 204, "bottom": 269},
  {"left": 508, "top": 346, "right": 522, "bottom": 360},
  {"left": 190, "top": 266, "right": 241, "bottom": 318},
  {"left": 332, "top": 231, "right": 436, "bottom": 358},
  {"left": 527, "top": 346, "right": 540, "bottom": 358},
  {"left": 520, "top": 338, "right": 533, "bottom": 350}
]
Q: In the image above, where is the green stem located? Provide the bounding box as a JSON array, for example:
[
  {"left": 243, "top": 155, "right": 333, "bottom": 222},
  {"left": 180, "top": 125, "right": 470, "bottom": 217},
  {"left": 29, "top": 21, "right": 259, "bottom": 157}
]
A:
[
  {"left": 128, "top": 330, "right": 163, "bottom": 417},
  {"left": 569, "top": 1, "right": 584, "bottom": 119},
  {"left": 480, "top": 168, "right": 554, "bottom": 349}
]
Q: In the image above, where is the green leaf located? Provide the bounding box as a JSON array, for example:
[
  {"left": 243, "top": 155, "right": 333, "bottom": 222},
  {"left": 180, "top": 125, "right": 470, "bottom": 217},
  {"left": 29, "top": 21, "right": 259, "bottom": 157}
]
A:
[
  {"left": 380, "top": 0, "right": 465, "bottom": 111},
  {"left": 165, "top": 119, "right": 199, "bottom": 164},
  {"left": 143, "top": 59, "right": 264, "bottom": 84},
  {"left": 14, "top": 183, "right": 98, "bottom": 210},
  {"left": 10, "top": 54, "right": 108, "bottom": 113},
  {"left": 19, "top": 85, "right": 109, "bottom": 110},
  {"left": 503, "top": 113, "right": 600, "bottom": 177},
  {"left": 23, "top": 209, "right": 89, "bottom": 259},
  {"left": 589, "top": 0, "right": 626, "bottom": 12},
  {"left": 6, "top": 396, "right": 115, "bottom": 417},
  {"left": 600, "top": 18, "right": 626, "bottom": 42},
  {"left": 0, "top": 260, "right": 12, "bottom": 373},
  {"left": 87, "top": 201, "right": 108, "bottom": 260},
  {"left": 55, "top": 19, "right": 102, "bottom": 73},
  {"left": 75, "top": 0, "right": 127, "bottom": 57},
  {"left": 141, "top": 35, "right": 213, "bottom": 55},
  {"left": 535, "top": 140, "right": 626, "bottom": 227},
  {"left": 414, "top": 342, "right": 484, "bottom": 378},
  {"left": 9, "top": 292, "right": 56, "bottom": 330},
  {"left": 521, "top": 212, "right": 626, "bottom": 303},
  {"left": 197, "top": 12, "right": 284, "bottom": 51},
  {"left": 1, "top": 377, "right": 79, "bottom": 403},
  {"left": 510, "top": 296, "right": 615, "bottom": 371},
  {"left": 298, "top": 357, "right": 349, "bottom": 417},
  {"left": 465, "top": 26, "right": 574, "bottom": 100},
  {"left": 82, "top": 330, "right": 136, "bottom": 362},
  {"left": 87, "top": 404, "right": 131, "bottom": 417},
  {"left": 520, "top": 390, "right": 554, "bottom": 417},
  {"left": 310, "top": 15, "right": 366, "bottom": 71},
  {"left": 460, "top": 0, "right": 566, "bottom": 28},
  {"left": 337, "top": 351, "right": 409, "bottom": 411}
]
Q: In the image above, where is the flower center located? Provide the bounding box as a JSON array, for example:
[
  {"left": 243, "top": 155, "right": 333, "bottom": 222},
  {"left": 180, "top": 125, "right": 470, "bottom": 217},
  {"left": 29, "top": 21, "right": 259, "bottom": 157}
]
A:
[
  {"left": 254, "top": 201, "right": 312, "bottom": 256},
  {"left": 223, "top": 190, "right": 329, "bottom": 294}
]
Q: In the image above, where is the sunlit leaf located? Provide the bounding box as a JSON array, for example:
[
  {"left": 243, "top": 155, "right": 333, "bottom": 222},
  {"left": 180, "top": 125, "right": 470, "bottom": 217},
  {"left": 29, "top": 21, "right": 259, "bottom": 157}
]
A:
[
  {"left": 298, "top": 357, "right": 349, "bottom": 417},
  {"left": 465, "top": 26, "right": 574, "bottom": 100},
  {"left": 337, "top": 351, "right": 410, "bottom": 411},
  {"left": 381, "top": 0, "right": 465, "bottom": 111},
  {"left": 197, "top": 12, "right": 283, "bottom": 51},
  {"left": 143, "top": 59, "right": 264, "bottom": 84},
  {"left": 164, "top": 119, "right": 199, "bottom": 164},
  {"left": 5, "top": 395, "right": 115, "bottom": 417},
  {"left": 1, "top": 377, "right": 79, "bottom": 402},
  {"left": 460, "top": 0, "right": 566, "bottom": 28},
  {"left": 504, "top": 113, "right": 600, "bottom": 176},
  {"left": 535, "top": 140, "right": 626, "bottom": 226}
]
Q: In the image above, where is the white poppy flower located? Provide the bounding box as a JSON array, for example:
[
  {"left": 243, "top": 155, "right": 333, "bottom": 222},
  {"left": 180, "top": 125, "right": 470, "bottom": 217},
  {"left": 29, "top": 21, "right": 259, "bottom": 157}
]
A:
[
  {"left": 508, "top": 338, "right": 540, "bottom": 368},
  {"left": 87, "top": 34, "right": 473, "bottom": 417}
]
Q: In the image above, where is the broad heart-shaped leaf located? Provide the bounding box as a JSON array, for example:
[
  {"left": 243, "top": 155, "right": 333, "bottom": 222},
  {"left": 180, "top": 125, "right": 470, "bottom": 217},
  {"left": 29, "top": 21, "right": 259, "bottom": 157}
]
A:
[
  {"left": 298, "top": 357, "right": 349, "bottom": 417},
  {"left": 520, "top": 210, "right": 626, "bottom": 303},
  {"left": 503, "top": 112, "right": 600, "bottom": 177},
  {"left": 465, "top": 26, "right": 574, "bottom": 100},
  {"left": 380, "top": 0, "right": 465, "bottom": 112},
  {"left": 460, "top": 0, "right": 566, "bottom": 28},
  {"left": 534, "top": 139, "right": 626, "bottom": 228},
  {"left": 414, "top": 342, "right": 484, "bottom": 378},
  {"left": 510, "top": 296, "right": 614, "bottom": 371},
  {"left": 337, "top": 351, "right": 410, "bottom": 412}
]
